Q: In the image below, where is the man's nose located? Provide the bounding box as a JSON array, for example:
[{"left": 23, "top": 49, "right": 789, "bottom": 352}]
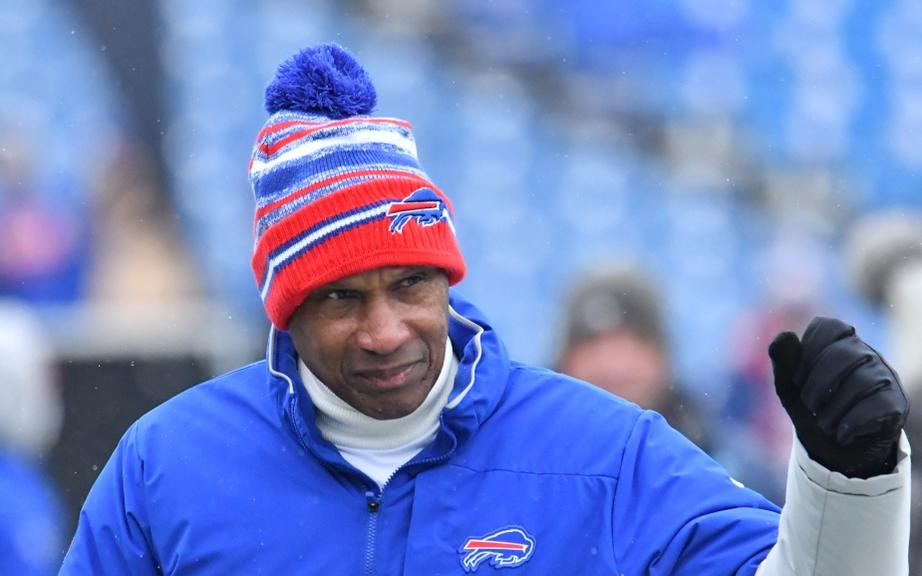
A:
[{"left": 355, "top": 297, "right": 410, "bottom": 356}]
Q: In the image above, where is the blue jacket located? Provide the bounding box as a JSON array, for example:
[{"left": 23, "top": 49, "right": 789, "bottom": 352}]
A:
[{"left": 61, "top": 295, "right": 780, "bottom": 575}]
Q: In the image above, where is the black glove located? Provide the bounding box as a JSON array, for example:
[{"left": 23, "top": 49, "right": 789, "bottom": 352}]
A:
[{"left": 768, "top": 317, "right": 909, "bottom": 478}]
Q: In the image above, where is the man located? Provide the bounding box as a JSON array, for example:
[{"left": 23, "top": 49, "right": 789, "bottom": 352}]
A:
[
  {"left": 846, "top": 209, "right": 922, "bottom": 572},
  {"left": 61, "top": 44, "right": 911, "bottom": 574},
  {"left": 555, "top": 265, "right": 712, "bottom": 452}
]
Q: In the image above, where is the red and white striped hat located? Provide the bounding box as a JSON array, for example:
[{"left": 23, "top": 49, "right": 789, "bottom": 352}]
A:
[{"left": 248, "top": 44, "right": 466, "bottom": 329}]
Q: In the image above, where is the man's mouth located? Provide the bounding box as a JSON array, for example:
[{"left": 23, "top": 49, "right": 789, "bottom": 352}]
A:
[{"left": 354, "top": 361, "right": 421, "bottom": 389}]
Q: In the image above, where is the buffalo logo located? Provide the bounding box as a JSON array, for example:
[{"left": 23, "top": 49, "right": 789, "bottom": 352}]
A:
[
  {"left": 386, "top": 188, "right": 454, "bottom": 234},
  {"left": 459, "top": 527, "right": 535, "bottom": 572}
]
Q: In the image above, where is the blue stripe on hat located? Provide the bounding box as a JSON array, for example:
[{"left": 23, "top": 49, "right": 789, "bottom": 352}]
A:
[
  {"left": 251, "top": 145, "right": 422, "bottom": 201},
  {"left": 254, "top": 160, "right": 426, "bottom": 210}
]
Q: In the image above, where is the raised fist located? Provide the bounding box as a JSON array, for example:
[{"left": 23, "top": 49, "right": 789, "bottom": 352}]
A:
[{"left": 768, "top": 317, "right": 909, "bottom": 478}]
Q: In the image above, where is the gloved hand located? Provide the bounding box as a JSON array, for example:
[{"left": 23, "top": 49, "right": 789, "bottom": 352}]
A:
[{"left": 768, "top": 317, "right": 909, "bottom": 478}]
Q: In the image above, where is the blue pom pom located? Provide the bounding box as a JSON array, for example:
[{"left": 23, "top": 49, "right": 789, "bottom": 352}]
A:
[{"left": 264, "top": 44, "right": 377, "bottom": 118}]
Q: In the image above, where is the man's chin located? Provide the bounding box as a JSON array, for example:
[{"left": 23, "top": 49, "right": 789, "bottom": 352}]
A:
[
  {"left": 360, "top": 394, "right": 426, "bottom": 420},
  {"left": 351, "top": 376, "right": 437, "bottom": 420}
]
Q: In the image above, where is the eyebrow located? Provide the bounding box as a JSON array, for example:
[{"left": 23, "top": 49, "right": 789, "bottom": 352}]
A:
[
  {"left": 317, "top": 267, "right": 432, "bottom": 292},
  {"left": 317, "top": 281, "right": 354, "bottom": 291},
  {"left": 402, "top": 266, "right": 431, "bottom": 276}
]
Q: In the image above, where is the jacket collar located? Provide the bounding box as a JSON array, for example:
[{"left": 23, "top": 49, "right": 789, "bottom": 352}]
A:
[{"left": 266, "top": 292, "right": 510, "bottom": 464}]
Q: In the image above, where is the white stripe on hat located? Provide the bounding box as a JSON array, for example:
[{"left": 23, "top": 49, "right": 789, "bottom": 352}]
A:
[
  {"left": 259, "top": 203, "right": 391, "bottom": 301},
  {"left": 250, "top": 129, "right": 419, "bottom": 176}
]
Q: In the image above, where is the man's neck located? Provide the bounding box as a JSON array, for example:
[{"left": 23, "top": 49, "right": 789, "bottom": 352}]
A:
[{"left": 299, "top": 338, "right": 457, "bottom": 450}]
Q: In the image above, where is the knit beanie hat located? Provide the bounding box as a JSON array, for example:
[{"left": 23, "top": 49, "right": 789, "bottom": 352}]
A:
[
  {"left": 558, "top": 265, "right": 667, "bottom": 356},
  {"left": 248, "top": 44, "right": 466, "bottom": 329}
]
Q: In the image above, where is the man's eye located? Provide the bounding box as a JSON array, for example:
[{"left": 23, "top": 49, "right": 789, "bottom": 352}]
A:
[
  {"left": 399, "top": 274, "right": 426, "bottom": 288},
  {"left": 326, "top": 289, "right": 354, "bottom": 301}
]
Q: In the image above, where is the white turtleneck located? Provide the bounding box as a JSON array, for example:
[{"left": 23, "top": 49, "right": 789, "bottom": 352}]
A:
[{"left": 299, "top": 338, "right": 458, "bottom": 489}]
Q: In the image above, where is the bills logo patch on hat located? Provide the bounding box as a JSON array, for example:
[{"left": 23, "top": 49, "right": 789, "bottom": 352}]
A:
[
  {"left": 459, "top": 526, "right": 535, "bottom": 572},
  {"left": 386, "top": 188, "right": 455, "bottom": 234}
]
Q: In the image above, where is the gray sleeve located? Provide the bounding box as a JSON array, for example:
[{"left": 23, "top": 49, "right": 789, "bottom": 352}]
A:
[{"left": 755, "top": 431, "right": 911, "bottom": 575}]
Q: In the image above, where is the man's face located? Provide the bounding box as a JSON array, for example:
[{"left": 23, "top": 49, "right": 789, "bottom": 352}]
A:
[
  {"left": 559, "top": 330, "right": 669, "bottom": 410},
  {"left": 288, "top": 266, "right": 450, "bottom": 420}
]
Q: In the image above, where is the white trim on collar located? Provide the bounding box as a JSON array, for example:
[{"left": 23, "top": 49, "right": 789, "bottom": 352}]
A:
[{"left": 445, "top": 305, "right": 484, "bottom": 410}]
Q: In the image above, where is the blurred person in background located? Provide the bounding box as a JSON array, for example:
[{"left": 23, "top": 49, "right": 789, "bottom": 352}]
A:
[
  {"left": 716, "top": 235, "right": 828, "bottom": 505},
  {"left": 0, "top": 300, "right": 66, "bottom": 575},
  {"left": 719, "top": 302, "right": 812, "bottom": 505},
  {"left": 846, "top": 210, "right": 922, "bottom": 573},
  {"left": 0, "top": 128, "right": 198, "bottom": 308},
  {"left": 0, "top": 132, "right": 89, "bottom": 304},
  {"left": 60, "top": 44, "right": 913, "bottom": 574},
  {"left": 555, "top": 264, "right": 712, "bottom": 452},
  {"left": 87, "top": 140, "right": 201, "bottom": 305}
]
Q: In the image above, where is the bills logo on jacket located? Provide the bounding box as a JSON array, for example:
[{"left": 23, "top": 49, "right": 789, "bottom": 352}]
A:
[
  {"left": 459, "top": 527, "right": 536, "bottom": 572},
  {"left": 386, "top": 188, "right": 455, "bottom": 234}
]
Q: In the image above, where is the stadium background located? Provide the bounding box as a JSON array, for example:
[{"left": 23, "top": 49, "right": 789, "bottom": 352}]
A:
[{"left": 1, "top": 0, "right": 920, "bottom": 560}]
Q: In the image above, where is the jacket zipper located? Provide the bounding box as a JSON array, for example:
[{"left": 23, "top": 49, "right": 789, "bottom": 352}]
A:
[
  {"left": 363, "top": 470, "right": 391, "bottom": 576},
  {"left": 286, "top": 396, "right": 377, "bottom": 573},
  {"left": 365, "top": 490, "right": 381, "bottom": 576},
  {"left": 362, "top": 445, "right": 457, "bottom": 576},
  {"left": 289, "top": 393, "right": 459, "bottom": 575}
]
